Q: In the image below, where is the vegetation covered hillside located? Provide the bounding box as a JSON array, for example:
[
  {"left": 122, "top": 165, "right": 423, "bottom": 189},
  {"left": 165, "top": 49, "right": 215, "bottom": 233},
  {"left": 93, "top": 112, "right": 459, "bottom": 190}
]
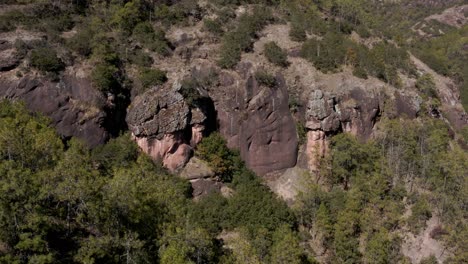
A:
[{"left": 0, "top": 0, "right": 467, "bottom": 263}]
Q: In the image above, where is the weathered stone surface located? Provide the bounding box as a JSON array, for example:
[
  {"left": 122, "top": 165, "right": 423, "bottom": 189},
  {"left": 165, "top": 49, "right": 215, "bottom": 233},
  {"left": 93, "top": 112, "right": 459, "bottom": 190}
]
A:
[
  {"left": 394, "top": 91, "right": 421, "bottom": 118},
  {"left": 190, "top": 124, "right": 204, "bottom": 147},
  {"left": 179, "top": 157, "right": 215, "bottom": 180},
  {"left": 0, "top": 48, "right": 20, "bottom": 71},
  {"left": 443, "top": 105, "right": 468, "bottom": 131},
  {"left": 214, "top": 72, "right": 298, "bottom": 176},
  {"left": 304, "top": 88, "right": 380, "bottom": 139},
  {"left": 126, "top": 84, "right": 190, "bottom": 139},
  {"left": 301, "top": 87, "right": 381, "bottom": 171},
  {"left": 306, "top": 130, "right": 328, "bottom": 172},
  {"left": 339, "top": 88, "right": 380, "bottom": 139},
  {"left": 191, "top": 179, "right": 224, "bottom": 200},
  {"left": 267, "top": 166, "right": 310, "bottom": 203},
  {"left": 0, "top": 74, "right": 109, "bottom": 147},
  {"left": 133, "top": 132, "right": 192, "bottom": 172}
]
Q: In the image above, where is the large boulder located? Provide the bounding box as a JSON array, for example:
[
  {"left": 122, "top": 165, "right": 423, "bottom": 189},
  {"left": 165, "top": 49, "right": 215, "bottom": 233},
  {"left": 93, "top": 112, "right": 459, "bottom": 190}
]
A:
[{"left": 126, "top": 81, "right": 209, "bottom": 172}]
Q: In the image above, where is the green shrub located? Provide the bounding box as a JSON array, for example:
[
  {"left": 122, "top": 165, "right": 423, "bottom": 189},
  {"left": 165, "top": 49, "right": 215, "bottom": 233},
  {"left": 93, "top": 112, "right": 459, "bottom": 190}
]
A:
[
  {"left": 408, "top": 197, "right": 432, "bottom": 233},
  {"left": 216, "top": 7, "right": 236, "bottom": 24},
  {"left": 179, "top": 77, "right": 204, "bottom": 107},
  {"left": 91, "top": 63, "right": 119, "bottom": 92},
  {"left": 419, "top": 255, "right": 438, "bottom": 264},
  {"left": 196, "top": 132, "right": 236, "bottom": 182},
  {"left": 0, "top": 10, "right": 27, "bottom": 32},
  {"left": 300, "top": 33, "right": 347, "bottom": 73},
  {"left": 296, "top": 122, "right": 307, "bottom": 145},
  {"left": 67, "top": 29, "right": 94, "bottom": 57},
  {"left": 255, "top": 70, "right": 276, "bottom": 87},
  {"left": 132, "top": 22, "right": 171, "bottom": 56},
  {"left": 128, "top": 49, "right": 153, "bottom": 67},
  {"left": 14, "top": 40, "right": 28, "bottom": 59},
  {"left": 264, "top": 41, "right": 288, "bottom": 67},
  {"left": 155, "top": 1, "right": 200, "bottom": 27},
  {"left": 139, "top": 68, "right": 167, "bottom": 89},
  {"left": 353, "top": 66, "right": 368, "bottom": 79},
  {"left": 30, "top": 48, "right": 63, "bottom": 72},
  {"left": 218, "top": 7, "right": 272, "bottom": 68},
  {"left": 289, "top": 22, "right": 307, "bottom": 42},
  {"left": 111, "top": 0, "right": 144, "bottom": 33},
  {"left": 416, "top": 74, "right": 437, "bottom": 98},
  {"left": 203, "top": 18, "right": 224, "bottom": 37}
]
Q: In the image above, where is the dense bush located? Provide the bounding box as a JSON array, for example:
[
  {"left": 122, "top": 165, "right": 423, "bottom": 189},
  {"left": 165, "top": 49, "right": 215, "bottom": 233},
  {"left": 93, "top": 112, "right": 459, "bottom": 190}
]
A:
[
  {"left": 300, "top": 32, "right": 347, "bottom": 73},
  {"left": 0, "top": 10, "right": 26, "bottom": 32},
  {"left": 255, "top": 70, "right": 276, "bottom": 87},
  {"left": 416, "top": 73, "right": 437, "bottom": 98},
  {"left": 264, "top": 41, "right": 288, "bottom": 67},
  {"left": 128, "top": 49, "right": 153, "bottom": 67},
  {"left": 408, "top": 196, "right": 432, "bottom": 233},
  {"left": 196, "top": 132, "right": 238, "bottom": 182},
  {"left": 203, "top": 18, "right": 224, "bottom": 37},
  {"left": 67, "top": 29, "right": 94, "bottom": 57},
  {"left": 139, "top": 68, "right": 167, "bottom": 89},
  {"left": 30, "top": 48, "right": 64, "bottom": 72},
  {"left": 132, "top": 22, "right": 172, "bottom": 56},
  {"left": 91, "top": 63, "right": 119, "bottom": 92},
  {"left": 155, "top": 0, "right": 201, "bottom": 27},
  {"left": 218, "top": 7, "right": 273, "bottom": 68}
]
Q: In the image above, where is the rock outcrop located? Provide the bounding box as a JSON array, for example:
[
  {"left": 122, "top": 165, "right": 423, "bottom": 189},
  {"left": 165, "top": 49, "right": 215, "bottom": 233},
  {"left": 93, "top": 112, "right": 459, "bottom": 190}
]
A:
[
  {"left": 179, "top": 157, "right": 215, "bottom": 180},
  {"left": 214, "top": 70, "right": 298, "bottom": 176},
  {"left": 303, "top": 87, "right": 381, "bottom": 171},
  {"left": 0, "top": 74, "right": 110, "bottom": 147},
  {"left": 305, "top": 88, "right": 381, "bottom": 138},
  {"left": 0, "top": 42, "right": 20, "bottom": 71},
  {"left": 126, "top": 81, "right": 210, "bottom": 172}
]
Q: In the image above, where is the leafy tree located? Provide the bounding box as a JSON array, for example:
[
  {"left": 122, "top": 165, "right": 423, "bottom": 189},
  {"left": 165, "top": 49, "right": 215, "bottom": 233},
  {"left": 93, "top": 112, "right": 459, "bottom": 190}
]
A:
[
  {"left": 111, "top": 0, "right": 144, "bottom": 33},
  {"left": 408, "top": 196, "right": 432, "bottom": 233},
  {"left": 330, "top": 133, "right": 380, "bottom": 189},
  {"left": 269, "top": 225, "right": 303, "bottom": 264},
  {"left": 316, "top": 202, "right": 334, "bottom": 241},
  {"left": 91, "top": 63, "right": 119, "bottom": 92},
  {"left": 67, "top": 28, "right": 94, "bottom": 57},
  {"left": 333, "top": 194, "right": 362, "bottom": 264},
  {"left": 196, "top": 132, "right": 236, "bottom": 182},
  {"left": 364, "top": 229, "right": 393, "bottom": 264}
]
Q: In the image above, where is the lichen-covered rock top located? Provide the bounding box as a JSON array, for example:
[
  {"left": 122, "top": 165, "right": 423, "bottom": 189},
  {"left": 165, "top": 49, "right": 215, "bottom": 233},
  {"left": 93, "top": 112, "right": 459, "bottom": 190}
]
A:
[{"left": 126, "top": 82, "right": 191, "bottom": 140}]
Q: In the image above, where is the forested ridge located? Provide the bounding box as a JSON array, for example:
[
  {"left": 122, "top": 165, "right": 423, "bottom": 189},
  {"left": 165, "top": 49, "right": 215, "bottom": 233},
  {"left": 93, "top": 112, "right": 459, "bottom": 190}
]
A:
[{"left": 0, "top": 0, "right": 467, "bottom": 263}]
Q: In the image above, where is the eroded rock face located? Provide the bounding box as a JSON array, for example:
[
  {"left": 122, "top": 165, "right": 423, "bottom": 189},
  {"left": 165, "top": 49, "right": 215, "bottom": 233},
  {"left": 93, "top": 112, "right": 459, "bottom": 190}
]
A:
[
  {"left": 303, "top": 88, "right": 381, "bottom": 171},
  {"left": 305, "top": 88, "right": 380, "bottom": 139},
  {"left": 306, "top": 130, "right": 328, "bottom": 172},
  {"left": 0, "top": 48, "right": 20, "bottom": 71},
  {"left": 214, "top": 72, "right": 298, "bottom": 176},
  {"left": 0, "top": 75, "right": 110, "bottom": 147},
  {"left": 126, "top": 82, "right": 209, "bottom": 172}
]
